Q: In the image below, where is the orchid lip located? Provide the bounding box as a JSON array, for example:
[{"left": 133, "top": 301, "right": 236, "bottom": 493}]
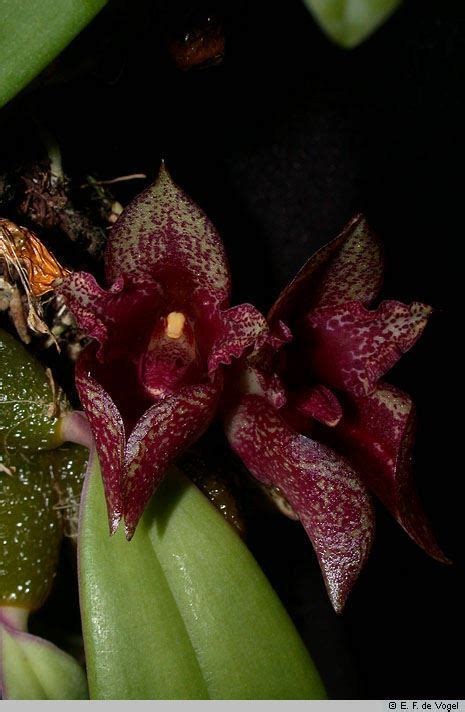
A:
[{"left": 139, "top": 312, "right": 200, "bottom": 400}]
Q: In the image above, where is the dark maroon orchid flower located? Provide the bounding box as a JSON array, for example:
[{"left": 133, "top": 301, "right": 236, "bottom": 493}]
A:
[
  {"left": 224, "top": 214, "right": 448, "bottom": 612},
  {"left": 57, "top": 166, "right": 267, "bottom": 538}
]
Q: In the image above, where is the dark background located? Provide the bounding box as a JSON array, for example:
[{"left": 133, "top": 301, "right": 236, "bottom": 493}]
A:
[{"left": 2, "top": 0, "right": 463, "bottom": 700}]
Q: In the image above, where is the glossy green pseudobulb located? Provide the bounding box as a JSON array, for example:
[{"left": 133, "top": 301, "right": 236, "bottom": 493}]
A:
[
  {"left": 0, "top": 329, "right": 89, "bottom": 700},
  {"left": 0, "top": 328, "right": 68, "bottom": 451},
  {"left": 0, "top": 448, "right": 62, "bottom": 609},
  {"left": 0, "top": 444, "right": 88, "bottom": 610}
]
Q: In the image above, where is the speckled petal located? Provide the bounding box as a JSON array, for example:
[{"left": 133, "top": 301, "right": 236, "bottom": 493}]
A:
[
  {"left": 237, "top": 363, "right": 288, "bottom": 410},
  {"left": 105, "top": 165, "right": 231, "bottom": 311},
  {"left": 208, "top": 304, "right": 269, "bottom": 374},
  {"left": 269, "top": 214, "right": 383, "bottom": 324},
  {"left": 225, "top": 394, "right": 374, "bottom": 612},
  {"left": 233, "top": 319, "right": 292, "bottom": 409},
  {"left": 57, "top": 272, "right": 162, "bottom": 363},
  {"left": 56, "top": 272, "right": 124, "bottom": 348},
  {"left": 302, "top": 300, "right": 432, "bottom": 397},
  {"left": 294, "top": 385, "right": 343, "bottom": 426},
  {"left": 75, "top": 346, "right": 125, "bottom": 533},
  {"left": 334, "top": 384, "right": 449, "bottom": 563},
  {"left": 123, "top": 375, "right": 223, "bottom": 538}
]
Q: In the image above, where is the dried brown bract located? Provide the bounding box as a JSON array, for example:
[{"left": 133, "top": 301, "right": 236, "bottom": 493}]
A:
[{"left": 0, "top": 218, "right": 69, "bottom": 343}]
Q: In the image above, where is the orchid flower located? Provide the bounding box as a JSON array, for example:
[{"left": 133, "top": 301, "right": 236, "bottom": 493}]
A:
[
  {"left": 56, "top": 166, "right": 267, "bottom": 538},
  {"left": 0, "top": 314, "right": 324, "bottom": 700},
  {"left": 224, "top": 214, "right": 448, "bottom": 612}
]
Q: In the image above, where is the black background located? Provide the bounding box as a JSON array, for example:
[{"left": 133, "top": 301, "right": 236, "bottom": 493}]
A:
[{"left": 2, "top": 0, "right": 463, "bottom": 700}]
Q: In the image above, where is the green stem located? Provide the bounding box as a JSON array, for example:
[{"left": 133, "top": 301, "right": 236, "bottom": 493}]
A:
[{"left": 0, "top": 607, "right": 28, "bottom": 633}]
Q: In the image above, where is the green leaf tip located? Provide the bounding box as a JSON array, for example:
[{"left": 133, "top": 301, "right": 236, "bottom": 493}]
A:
[
  {"left": 303, "top": 0, "right": 402, "bottom": 48},
  {"left": 0, "top": 0, "right": 108, "bottom": 108},
  {"left": 80, "top": 455, "right": 326, "bottom": 700}
]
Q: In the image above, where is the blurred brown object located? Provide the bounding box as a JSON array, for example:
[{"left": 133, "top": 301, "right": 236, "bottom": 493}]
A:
[
  {"left": 167, "top": 13, "right": 225, "bottom": 70},
  {"left": 179, "top": 445, "right": 246, "bottom": 537}
]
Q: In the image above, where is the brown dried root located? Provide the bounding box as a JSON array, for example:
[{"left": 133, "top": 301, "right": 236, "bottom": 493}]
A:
[
  {"left": 19, "top": 162, "right": 106, "bottom": 258},
  {"left": 43, "top": 294, "right": 88, "bottom": 361},
  {"left": 0, "top": 281, "right": 37, "bottom": 345},
  {"left": 0, "top": 463, "right": 16, "bottom": 476},
  {"left": 81, "top": 174, "right": 146, "bottom": 226},
  {"left": 44, "top": 367, "right": 65, "bottom": 419}
]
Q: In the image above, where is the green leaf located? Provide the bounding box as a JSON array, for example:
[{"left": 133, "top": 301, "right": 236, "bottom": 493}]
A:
[
  {"left": 80, "top": 455, "right": 209, "bottom": 700},
  {"left": 80, "top": 455, "right": 326, "bottom": 700},
  {"left": 303, "top": 0, "right": 402, "bottom": 48},
  {"left": 0, "top": 0, "right": 108, "bottom": 108},
  {"left": 146, "top": 468, "right": 326, "bottom": 699},
  {"left": 0, "top": 623, "right": 88, "bottom": 699}
]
